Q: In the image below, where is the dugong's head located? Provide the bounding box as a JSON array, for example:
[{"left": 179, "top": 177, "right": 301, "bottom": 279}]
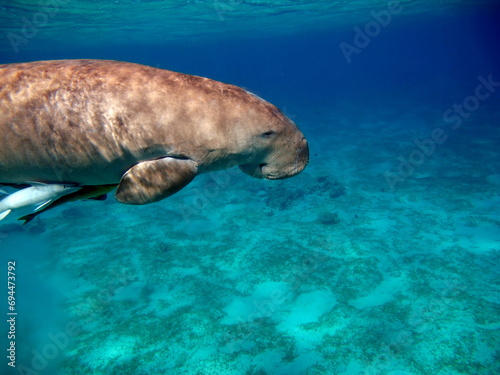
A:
[{"left": 236, "top": 99, "right": 309, "bottom": 180}]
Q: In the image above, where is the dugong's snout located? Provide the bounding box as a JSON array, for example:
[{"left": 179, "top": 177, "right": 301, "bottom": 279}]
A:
[
  {"left": 266, "top": 136, "right": 309, "bottom": 180},
  {"left": 240, "top": 136, "right": 309, "bottom": 180}
]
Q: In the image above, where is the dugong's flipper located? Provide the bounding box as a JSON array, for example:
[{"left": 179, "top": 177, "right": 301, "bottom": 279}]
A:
[{"left": 116, "top": 158, "right": 198, "bottom": 205}]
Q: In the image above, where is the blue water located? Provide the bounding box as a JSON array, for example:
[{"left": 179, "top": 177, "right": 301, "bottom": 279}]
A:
[{"left": 1, "top": 1, "right": 500, "bottom": 374}]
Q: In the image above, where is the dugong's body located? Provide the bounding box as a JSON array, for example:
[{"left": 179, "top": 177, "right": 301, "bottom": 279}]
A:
[{"left": 0, "top": 60, "right": 308, "bottom": 204}]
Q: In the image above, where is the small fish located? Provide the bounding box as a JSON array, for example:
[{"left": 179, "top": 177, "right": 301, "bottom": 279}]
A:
[
  {"left": 17, "top": 185, "right": 117, "bottom": 225},
  {"left": 0, "top": 183, "right": 80, "bottom": 221}
]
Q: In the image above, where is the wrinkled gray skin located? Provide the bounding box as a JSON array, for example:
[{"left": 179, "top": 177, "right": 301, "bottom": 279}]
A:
[{"left": 0, "top": 60, "right": 309, "bottom": 204}]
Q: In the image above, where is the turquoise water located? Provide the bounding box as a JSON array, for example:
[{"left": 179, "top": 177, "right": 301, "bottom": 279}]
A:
[{"left": 1, "top": 1, "right": 500, "bottom": 374}]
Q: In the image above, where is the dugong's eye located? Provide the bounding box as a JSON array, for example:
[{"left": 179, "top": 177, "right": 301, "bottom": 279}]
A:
[{"left": 260, "top": 131, "right": 276, "bottom": 138}]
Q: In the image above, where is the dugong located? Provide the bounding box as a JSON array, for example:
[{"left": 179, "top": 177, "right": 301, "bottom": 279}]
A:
[{"left": 0, "top": 60, "right": 309, "bottom": 205}]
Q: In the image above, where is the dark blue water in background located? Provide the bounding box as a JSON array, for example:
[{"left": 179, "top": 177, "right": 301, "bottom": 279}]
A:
[{"left": 3, "top": 4, "right": 500, "bottom": 114}]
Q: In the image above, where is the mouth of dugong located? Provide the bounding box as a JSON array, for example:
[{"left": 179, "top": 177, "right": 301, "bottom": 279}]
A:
[{"left": 240, "top": 138, "right": 309, "bottom": 180}]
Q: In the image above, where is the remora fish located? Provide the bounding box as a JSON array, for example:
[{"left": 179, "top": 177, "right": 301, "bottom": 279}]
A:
[
  {"left": 0, "top": 183, "right": 80, "bottom": 221},
  {"left": 18, "top": 185, "right": 116, "bottom": 225}
]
